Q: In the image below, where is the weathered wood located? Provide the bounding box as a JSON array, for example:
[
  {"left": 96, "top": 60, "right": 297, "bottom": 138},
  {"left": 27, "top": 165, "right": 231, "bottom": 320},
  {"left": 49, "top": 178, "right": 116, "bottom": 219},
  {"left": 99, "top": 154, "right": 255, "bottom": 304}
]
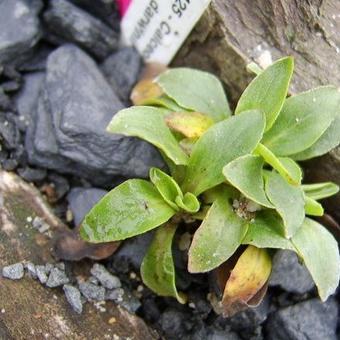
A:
[
  {"left": 0, "top": 171, "right": 158, "bottom": 340},
  {"left": 174, "top": 0, "right": 340, "bottom": 220}
]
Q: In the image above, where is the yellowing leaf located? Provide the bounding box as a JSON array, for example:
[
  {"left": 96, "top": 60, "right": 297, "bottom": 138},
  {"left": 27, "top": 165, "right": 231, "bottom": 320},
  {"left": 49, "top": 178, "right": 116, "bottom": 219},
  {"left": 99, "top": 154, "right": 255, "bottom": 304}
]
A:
[
  {"left": 107, "top": 106, "right": 188, "bottom": 165},
  {"left": 165, "top": 111, "right": 214, "bottom": 138},
  {"left": 130, "top": 79, "right": 164, "bottom": 105},
  {"left": 219, "top": 246, "right": 272, "bottom": 317}
]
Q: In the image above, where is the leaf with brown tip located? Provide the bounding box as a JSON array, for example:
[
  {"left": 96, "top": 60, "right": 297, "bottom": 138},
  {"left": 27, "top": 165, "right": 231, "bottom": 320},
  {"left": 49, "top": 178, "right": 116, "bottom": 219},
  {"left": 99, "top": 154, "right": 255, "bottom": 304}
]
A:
[{"left": 217, "top": 246, "right": 272, "bottom": 317}]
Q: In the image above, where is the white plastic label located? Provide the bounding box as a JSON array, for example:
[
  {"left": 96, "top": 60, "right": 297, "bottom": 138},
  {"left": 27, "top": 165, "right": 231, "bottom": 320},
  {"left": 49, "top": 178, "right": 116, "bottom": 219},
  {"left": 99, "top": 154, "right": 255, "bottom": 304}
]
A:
[{"left": 121, "top": 0, "right": 212, "bottom": 65}]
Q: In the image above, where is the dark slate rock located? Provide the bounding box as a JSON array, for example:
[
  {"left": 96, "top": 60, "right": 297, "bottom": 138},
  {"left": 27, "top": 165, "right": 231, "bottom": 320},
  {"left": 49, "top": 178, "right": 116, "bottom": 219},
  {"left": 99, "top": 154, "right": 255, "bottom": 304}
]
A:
[
  {"left": 18, "top": 44, "right": 54, "bottom": 72},
  {"left": 47, "top": 173, "right": 70, "bottom": 200},
  {"left": 25, "top": 44, "right": 164, "bottom": 185},
  {"left": 0, "top": 0, "right": 41, "bottom": 65},
  {"left": 69, "top": 0, "right": 119, "bottom": 28},
  {"left": 228, "top": 297, "right": 269, "bottom": 331},
  {"left": 113, "top": 232, "right": 154, "bottom": 270},
  {"left": 14, "top": 72, "right": 45, "bottom": 131},
  {"left": 2, "top": 263, "right": 24, "bottom": 280},
  {"left": 63, "top": 284, "right": 83, "bottom": 314},
  {"left": 206, "top": 329, "right": 241, "bottom": 340},
  {"left": 0, "top": 87, "right": 12, "bottom": 111},
  {"left": 43, "top": 0, "right": 118, "bottom": 60},
  {"left": 266, "top": 298, "right": 338, "bottom": 340},
  {"left": 46, "top": 267, "right": 69, "bottom": 287},
  {"left": 17, "top": 166, "right": 47, "bottom": 182},
  {"left": 160, "top": 309, "right": 189, "bottom": 339},
  {"left": 0, "top": 112, "right": 21, "bottom": 150},
  {"left": 270, "top": 250, "right": 314, "bottom": 294},
  {"left": 1, "top": 80, "right": 21, "bottom": 93},
  {"left": 118, "top": 291, "right": 142, "bottom": 314},
  {"left": 101, "top": 47, "right": 142, "bottom": 103},
  {"left": 67, "top": 187, "right": 107, "bottom": 226}
]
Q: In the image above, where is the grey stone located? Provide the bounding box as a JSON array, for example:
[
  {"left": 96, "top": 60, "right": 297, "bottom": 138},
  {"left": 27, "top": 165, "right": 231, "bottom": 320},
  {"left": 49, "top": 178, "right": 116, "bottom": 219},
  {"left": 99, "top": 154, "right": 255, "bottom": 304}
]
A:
[
  {"left": 14, "top": 72, "right": 45, "bottom": 131},
  {"left": 63, "top": 284, "right": 83, "bottom": 314},
  {"left": 25, "top": 44, "right": 164, "bottom": 185},
  {"left": 0, "top": 0, "right": 41, "bottom": 65},
  {"left": 43, "top": 0, "right": 118, "bottom": 60},
  {"left": 228, "top": 297, "right": 269, "bottom": 331},
  {"left": 67, "top": 187, "right": 107, "bottom": 226},
  {"left": 79, "top": 281, "right": 105, "bottom": 301},
  {"left": 105, "top": 288, "right": 124, "bottom": 302},
  {"left": 118, "top": 291, "right": 141, "bottom": 314},
  {"left": 23, "top": 262, "right": 37, "bottom": 279},
  {"left": 17, "top": 166, "right": 47, "bottom": 182},
  {"left": 46, "top": 267, "right": 69, "bottom": 287},
  {"left": 113, "top": 232, "right": 154, "bottom": 270},
  {"left": 0, "top": 87, "right": 12, "bottom": 110},
  {"left": 35, "top": 265, "right": 48, "bottom": 284},
  {"left": 160, "top": 309, "right": 190, "bottom": 339},
  {"left": 69, "top": 0, "right": 118, "bottom": 26},
  {"left": 207, "top": 329, "right": 241, "bottom": 340},
  {"left": 101, "top": 47, "right": 142, "bottom": 103},
  {"left": 270, "top": 250, "right": 314, "bottom": 294},
  {"left": 2, "top": 263, "right": 24, "bottom": 280},
  {"left": 90, "top": 263, "right": 121, "bottom": 290},
  {"left": 0, "top": 112, "right": 20, "bottom": 150},
  {"left": 266, "top": 298, "right": 338, "bottom": 340}
]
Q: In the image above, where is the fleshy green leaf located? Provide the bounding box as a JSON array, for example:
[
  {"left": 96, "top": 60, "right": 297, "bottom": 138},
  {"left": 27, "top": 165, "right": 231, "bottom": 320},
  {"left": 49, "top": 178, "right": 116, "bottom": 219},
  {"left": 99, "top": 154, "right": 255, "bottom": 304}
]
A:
[
  {"left": 262, "top": 86, "right": 340, "bottom": 156},
  {"left": 302, "top": 182, "right": 339, "bottom": 200},
  {"left": 175, "top": 193, "right": 200, "bottom": 213},
  {"left": 291, "top": 218, "right": 340, "bottom": 301},
  {"left": 165, "top": 111, "right": 214, "bottom": 138},
  {"left": 304, "top": 196, "right": 324, "bottom": 216},
  {"left": 223, "top": 155, "right": 273, "bottom": 208},
  {"left": 157, "top": 68, "right": 231, "bottom": 121},
  {"left": 235, "top": 57, "right": 294, "bottom": 130},
  {"left": 182, "top": 110, "right": 265, "bottom": 196},
  {"left": 142, "top": 95, "right": 185, "bottom": 111},
  {"left": 107, "top": 106, "right": 188, "bottom": 165},
  {"left": 188, "top": 191, "right": 248, "bottom": 273},
  {"left": 254, "top": 143, "right": 301, "bottom": 185},
  {"left": 149, "top": 167, "right": 182, "bottom": 210},
  {"left": 80, "top": 179, "right": 176, "bottom": 242},
  {"left": 141, "top": 223, "right": 186, "bottom": 303},
  {"left": 242, "top": 211, "right": 295, "bottom": 250},
  {"left": 292, "top": 114, "right": 340, "bottom": 160},
  {"left": 265, "top": 171, "right": 305, "bottom": 238}
]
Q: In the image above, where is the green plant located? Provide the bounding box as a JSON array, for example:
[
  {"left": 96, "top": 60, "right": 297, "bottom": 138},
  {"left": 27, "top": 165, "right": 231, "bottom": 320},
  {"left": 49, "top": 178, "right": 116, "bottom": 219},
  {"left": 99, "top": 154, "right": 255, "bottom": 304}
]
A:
[{"left": 80, "top": 57, "right": 340, "bottom": 316}]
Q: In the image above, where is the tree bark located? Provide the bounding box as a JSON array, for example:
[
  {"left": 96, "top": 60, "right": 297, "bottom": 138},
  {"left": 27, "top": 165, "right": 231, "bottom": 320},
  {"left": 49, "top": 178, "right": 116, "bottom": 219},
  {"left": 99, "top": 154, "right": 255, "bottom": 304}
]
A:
[
  {"left": 174, "top": 0, "right": 340, "bottom": 220},
  {"left": 0, "top": 171, "right": 158, "bottom": 339}
]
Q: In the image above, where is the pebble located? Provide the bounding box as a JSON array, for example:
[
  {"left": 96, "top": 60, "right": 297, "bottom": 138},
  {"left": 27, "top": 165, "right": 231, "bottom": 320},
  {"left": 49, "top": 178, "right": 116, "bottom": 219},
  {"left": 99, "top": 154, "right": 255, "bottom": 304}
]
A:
[
  {"left": 32, "top": 216, "right": 50, "bottom": 233},
  {"left": 63, "top": 284, "right": 83, "bottom": 314},
  {"left": 78, "top": 281, "right": 106, "bottom": 301},
  {"left": 90, "top": 263, "right": 121, "bottom": 290},
  {"left": 35, "top": 265, "right": 49, "bottom": 284},
  {"left": 24, "top": 261, "right": 37, "bottom": 279},
  {"left": 46, "top": 268, "right": 70, "bottom": 287},
  {"left": 2, "top": 263, "right": 24, "bottom": 280},
  {"left": 105, "top": 288, "right": 124, "bottom": 303}
]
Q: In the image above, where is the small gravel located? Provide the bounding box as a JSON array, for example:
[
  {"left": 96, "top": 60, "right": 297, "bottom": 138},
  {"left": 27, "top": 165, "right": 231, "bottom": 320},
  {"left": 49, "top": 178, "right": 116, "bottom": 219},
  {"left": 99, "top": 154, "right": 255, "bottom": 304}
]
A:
[
  {"left": 46, "top": 268, "right": 69, "bottom": 288},
  {"left": 2, "top": 263, "right": 24, "bottom": 280},
  {"left": 24, "top": 261, "right": 37, "bottom": 279},
  {"left": 32, "top": 216, "right": 50, "bottom": 233},
  {"left": 35, "top": 265, "right": 49, "bottom": 284},
  {"left": 106, "top": 288, "right": 124, "bottom": 302},
  {"left": 79, "top": 281, "right": 106, "bottom": 301},
  {"left": 63, "top": 284, "right": 83, "bottom": 314},
  {"left": 90, "top": 263, "right": 121, "bottom": 289}
]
